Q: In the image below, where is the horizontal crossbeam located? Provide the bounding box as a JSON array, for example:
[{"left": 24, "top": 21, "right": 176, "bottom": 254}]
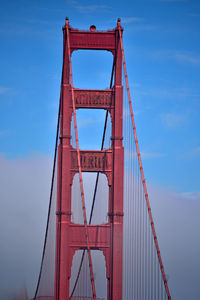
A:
[
  {"left": 71, "top": 149, "right": 112, "bottom": 174},
  {"left": 68, "top": 28, "right": 116, "bottom": 54},
  {"left": 69, "top": 223, "right": 111, "bottom": 250},
  {"left": 74, "top": 88, "right": 114, "bottom": 110}
]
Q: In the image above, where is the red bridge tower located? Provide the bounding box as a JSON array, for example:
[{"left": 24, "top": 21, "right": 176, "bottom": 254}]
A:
[{"left": 55, "top": 18, "right": 124, "bottom": 300}]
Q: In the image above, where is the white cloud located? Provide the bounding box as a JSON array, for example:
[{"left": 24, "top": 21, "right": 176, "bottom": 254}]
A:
[
  {"left": 25, "top": 18, "right": 61, "bottom": 26},
  {"left": 180, "top": 191, "right": 200, "bottom": 199},
  {"left": 130, "top": 24, "right": 158, "bottom": 31},
  {"left": 69, "top": 0, "right": 110, "bottom": 13},
  {"left": 174, "top": 52, "right": 200, "bottom": 65},
  {"left": 141, "top": 151, "right": 166, "bottom": 159},
  {"left": 156, "top": 50, "right": 200, "bottom": 65},
  {"left": 178, "top": 146, "right": 200, "bottom": 160},
  {"left": 0, "top": 153, "right": 200, "bottom": 299},
  {"left": 191, "top": 146, "right": 200, "bottom": 156},
  {"left": 0, "top": 130, "right": 8, "bottom": 137},
  {"left": 0, "top": 153, "right": 52, "bottom": 298},
  {"left": 121, "top": 17, "right": 144, "bottom": 24},
  {"left": 148, "top": 185, "right": 200, "bottom": 299},
  {"left": 187, "top": 13, "right": 200, "bottom": 17},
  {"left": 0, "top": 86, "right": 10, "bottom": 95},
  {"left": 136, "top": 85, "right": 200, "bottom": 102},
  {"left": 130, "top": 82, "right": 141, "bottom": 88},
  {"left": 160, "top": 112, "right": 187, "bottom": 128},
  {"left": 174, "top": 88, "right": 200, "bottom": 99},
  {"left": 159, "top": 0, "right": 186, "bottom": 2},
  {"left": 193, "top": 146, "right": 200, "bottom": 153},
  {"left": 148, "top": 49, "right": 200, "bottom": 66}
]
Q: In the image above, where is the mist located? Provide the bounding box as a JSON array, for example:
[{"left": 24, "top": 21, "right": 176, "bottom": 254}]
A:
[{"left": 0, "top": 153, "right": 199, "bottom": 299}]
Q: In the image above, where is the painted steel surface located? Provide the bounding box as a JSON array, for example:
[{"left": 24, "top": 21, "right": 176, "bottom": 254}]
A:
[{"left": 54, "top": 18, "right": 124, "bottom": 300}]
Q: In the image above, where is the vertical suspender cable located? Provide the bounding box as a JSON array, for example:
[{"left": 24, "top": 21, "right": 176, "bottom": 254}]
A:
[
  {"left": 142, "top": 181, "right": 145, "bottom": 299},
  {"left": 130, "top": 99, "right": 133, "bottom": 299},
  {"left": 118, "top": 26, "right": 171, "bottom": 300},
  {"left": 128, "top": 93, "right": 131, "bottom": 299},
  {"left": 133, "top": 126, "right": 137, "bottom": 300}
]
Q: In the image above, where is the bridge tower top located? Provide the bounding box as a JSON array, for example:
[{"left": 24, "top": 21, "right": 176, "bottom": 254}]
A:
[{"left": 61, "top": 18, "right": 123, "bottom": 86}]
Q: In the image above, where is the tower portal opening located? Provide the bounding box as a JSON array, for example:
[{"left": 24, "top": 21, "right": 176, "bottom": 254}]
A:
[
  {"left": 72, "top": 50, "right": 113, "bottom": 90},
  {"left": 71, "top": 172, "right": 109, "bottom": 225}
]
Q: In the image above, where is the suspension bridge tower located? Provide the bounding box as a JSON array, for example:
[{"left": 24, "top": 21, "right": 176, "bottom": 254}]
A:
[
  {"left": 55, "top": 18, "right": 124, "bottom": 300},
  {"left": 33, "top": 18, "right": 171, "bottom": 300}
]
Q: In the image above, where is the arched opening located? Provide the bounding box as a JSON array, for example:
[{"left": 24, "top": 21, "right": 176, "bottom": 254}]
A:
[
  {"left": 70, "top": 250, "right": 107, "bottom": 300},
  {"left": 71, "top": 172, "right": 109, "bottom": 225}
]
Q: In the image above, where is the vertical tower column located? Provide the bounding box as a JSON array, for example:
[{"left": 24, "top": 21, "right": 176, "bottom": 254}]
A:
[
  {"left": 54, "top": 24, "right": 73, "bottom": 300},
  {"left": 110, "top": 20, "right": 124, "bottom": 300}
]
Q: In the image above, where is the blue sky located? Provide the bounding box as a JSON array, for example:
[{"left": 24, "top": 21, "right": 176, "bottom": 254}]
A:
[
  {"left": 0, "top": 0, "right": 200, "bottom": 299},
  {"left": 0, "top": 0, "right": 200, "bottom": 192}
]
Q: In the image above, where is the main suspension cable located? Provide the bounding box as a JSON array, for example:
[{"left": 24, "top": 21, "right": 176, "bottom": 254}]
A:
[{"left": 33, "top": 94, "right": 61, "bottom": 300}]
